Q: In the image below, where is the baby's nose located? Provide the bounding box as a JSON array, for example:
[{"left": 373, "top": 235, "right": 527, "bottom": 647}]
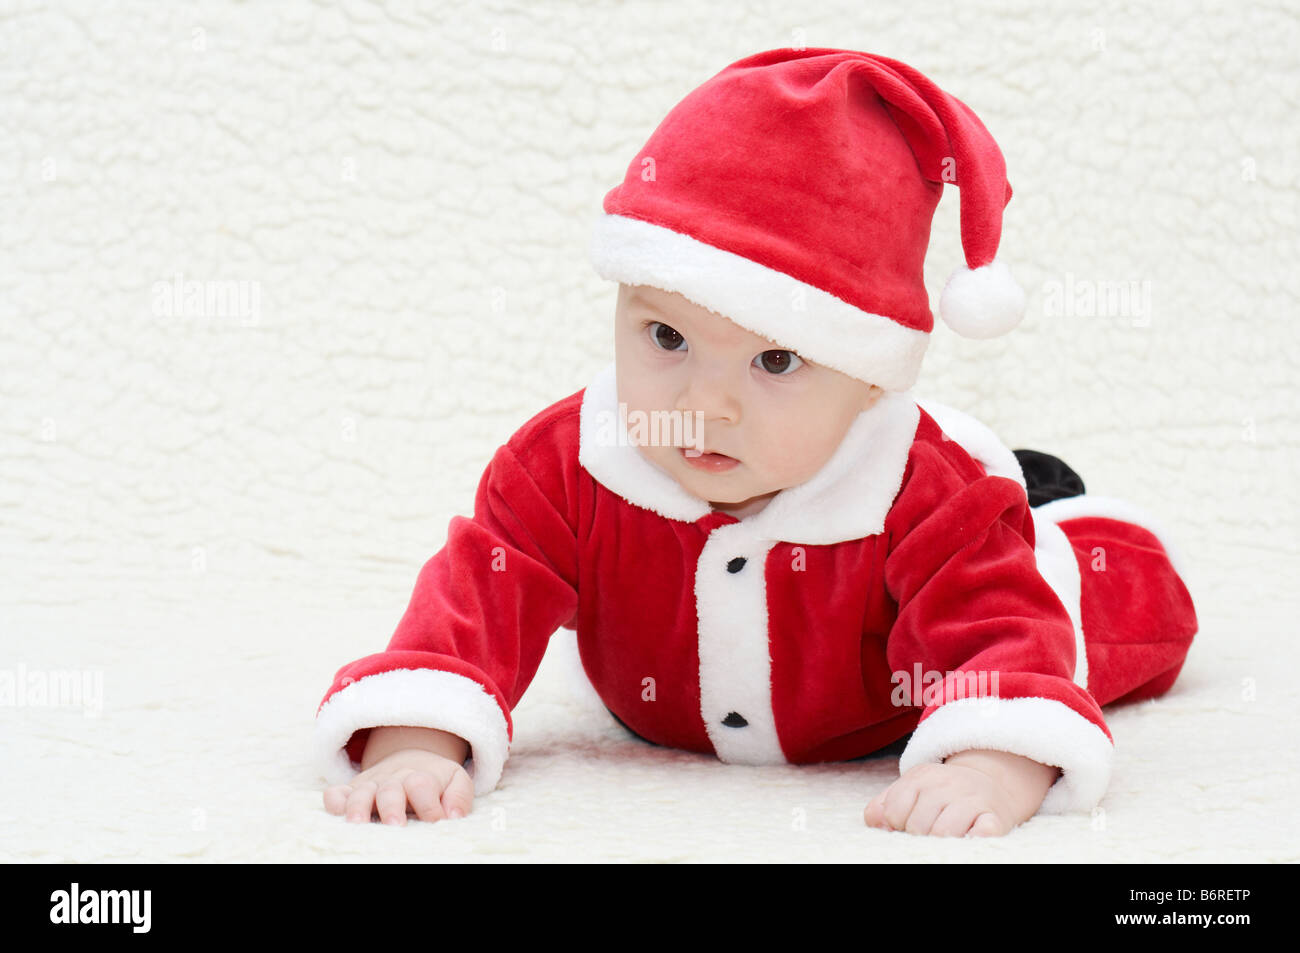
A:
[{"left": 676, "top": 375, "right": 741, "bottom": 424}]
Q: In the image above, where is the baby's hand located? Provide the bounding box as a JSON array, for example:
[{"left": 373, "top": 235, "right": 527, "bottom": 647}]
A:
[
  {"left": 863, "top": 753, "right": 1049, "bottom": 837},
  {"left": 323, "top": 748, "right": 474, "bottom": 826}
]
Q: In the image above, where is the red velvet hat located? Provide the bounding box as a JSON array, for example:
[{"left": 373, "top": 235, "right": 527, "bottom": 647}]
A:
[{"left": 589, "top": 48, "right": 1026, "bottom": 392}]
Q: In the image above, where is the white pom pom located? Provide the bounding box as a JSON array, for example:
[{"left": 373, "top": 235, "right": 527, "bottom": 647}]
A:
[{"left": 938, "top": 258, "right": 1027, "bottom": 339}]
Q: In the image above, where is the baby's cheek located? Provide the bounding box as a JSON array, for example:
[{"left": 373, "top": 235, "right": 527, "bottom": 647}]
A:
[
  {"left": 780, "top": 416, "right": 842, "bottom": 475},
  {"left": 762, "top": 431, "right": 832, "bottom": 483}
]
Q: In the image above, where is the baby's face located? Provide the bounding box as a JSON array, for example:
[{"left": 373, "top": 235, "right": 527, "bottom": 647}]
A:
[{"left": 614, "top": 283, "right": 883, "bottom": 519}]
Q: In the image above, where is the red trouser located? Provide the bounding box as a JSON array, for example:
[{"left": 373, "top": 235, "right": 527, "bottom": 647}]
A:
[{"left": 1030, "top": 496, "right": 1199, "bottom": 709}]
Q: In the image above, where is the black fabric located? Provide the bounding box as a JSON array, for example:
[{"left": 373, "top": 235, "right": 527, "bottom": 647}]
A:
[
  {"left": 1012, "top": 448, "right": 1086, "bottom": 507},
  {"left": 607, "top": 706, "right": 662, "bottom": 746},
  {"left": 845, "top": 731, "right": 914, "bottom": 762}
]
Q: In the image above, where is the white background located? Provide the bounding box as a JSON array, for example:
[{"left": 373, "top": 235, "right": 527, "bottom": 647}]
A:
[{"left": 2, "top": 0, "right": 1296, "bottom": 861}]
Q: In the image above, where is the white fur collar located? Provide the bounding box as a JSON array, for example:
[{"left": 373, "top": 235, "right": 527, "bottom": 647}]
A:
[{"left": 577, "top": 362, "right": 922, "bottom": 545}]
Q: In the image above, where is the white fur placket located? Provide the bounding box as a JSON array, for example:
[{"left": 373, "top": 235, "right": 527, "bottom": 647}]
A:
[{"left": 693, "top": 521, "right": 784, "bottom": 764}]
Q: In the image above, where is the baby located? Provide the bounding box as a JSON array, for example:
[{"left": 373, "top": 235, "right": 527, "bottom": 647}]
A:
[{"left": 315, "top": 48, "right": 1199, "bottom": 837}]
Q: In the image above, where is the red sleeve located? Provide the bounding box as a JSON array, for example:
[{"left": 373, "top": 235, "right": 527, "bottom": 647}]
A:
[
  {"left": 881, "top": 432, "right": 1114, "bottom": 814},
  {"left": 312, "top": 424, "right": 580, "bottom": 796}
]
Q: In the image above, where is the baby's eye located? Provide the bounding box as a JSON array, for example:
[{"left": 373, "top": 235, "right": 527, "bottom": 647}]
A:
[
  {"left": 754, "top": 349, "right": 803, "bottom": 375},
  {"left": 647, "top": 320, "right": 687, "bottom": 352}
]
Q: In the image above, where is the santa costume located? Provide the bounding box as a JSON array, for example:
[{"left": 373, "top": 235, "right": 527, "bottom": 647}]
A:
[{"left": 312, "top": 48, "right": 1198, "bottom": 814}]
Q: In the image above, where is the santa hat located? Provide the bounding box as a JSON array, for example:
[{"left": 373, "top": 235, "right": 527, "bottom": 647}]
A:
[{"left": 588, "top": 48, "right": 1026, "bottom": 392}]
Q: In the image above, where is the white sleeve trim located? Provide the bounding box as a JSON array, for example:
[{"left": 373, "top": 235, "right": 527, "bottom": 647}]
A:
[
  {"left": 1028, "top": 512, "right": 1088, "bottom": 691},
  {"left": 897, "top": 695, "right": 1114, "bottom": 815},
  {"left": 313, "top": 668, "right": 511, "bottom": 797}
]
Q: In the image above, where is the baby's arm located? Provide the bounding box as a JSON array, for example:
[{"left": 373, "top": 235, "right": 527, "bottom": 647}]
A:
[
  {"left": 876, "top": 447, "right": 1116, "bottom": 826},
  {"left": 361, "top": 725, "right": 469, "bottom": 768},
  {"left": 315, "top": 428, "right": 581, "bottom": 809},
  {"left": 863, "top": 748, "right": 1060, "bottom": 836}
]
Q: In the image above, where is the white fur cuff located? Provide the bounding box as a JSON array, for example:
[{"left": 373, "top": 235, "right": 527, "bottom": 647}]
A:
[
  {"left": 898, "top": 695, "right": 1114, "bottom": 815},
  {"left": 313, "top": 668, "right": 511, "bottom": 797}
]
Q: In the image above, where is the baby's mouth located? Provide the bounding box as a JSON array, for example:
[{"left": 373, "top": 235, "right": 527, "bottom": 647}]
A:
[
  {"left": 682, "top": 447, "right": 733, "bottom": 459},
  {"left": 679, "top": 446, "right": 740, "bottom": 471}
]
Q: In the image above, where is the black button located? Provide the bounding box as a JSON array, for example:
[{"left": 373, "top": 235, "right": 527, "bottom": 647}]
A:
[
  {"left": 722, "top": 711, "right": 748, "bottom": 727},
  {"left": 726, "top": 557, "right": 747, "bottom": 573}
]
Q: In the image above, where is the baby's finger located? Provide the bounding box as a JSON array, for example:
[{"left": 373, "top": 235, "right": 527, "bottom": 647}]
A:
[
  {"left": 323, "top": 784, "right": 352, "bottom": 815},
  {"left": 880, "top": 781, "right": 921, "bottom": 833},
  {"left": 930, "top": 800, "right": 980, "bottom": 838},
  {"left": 344, "top": 781, "right": 378, "bottom": 823},
  {"left": 902, "top": 789, "right": 946, "bottom": 836},
  {"left": 967, "top": 812, "right": 1007, "bottom": 837},
  {"left": 375, "top": 778, "right": 410, "bottom": 826},
  {"left": 403, "top": 772, "right": 447, "bottom": 823},
  {"left": 439, "top": 766, "right": 475, "bottom": 820},
  {"left": 863, "top": 791, "right": 888, "bottom": 828}
]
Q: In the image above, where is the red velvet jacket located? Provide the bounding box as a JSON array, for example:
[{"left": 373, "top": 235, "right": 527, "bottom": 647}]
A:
[{"left": 313, "top": 362, "right": 1198, "bottom": 814}]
